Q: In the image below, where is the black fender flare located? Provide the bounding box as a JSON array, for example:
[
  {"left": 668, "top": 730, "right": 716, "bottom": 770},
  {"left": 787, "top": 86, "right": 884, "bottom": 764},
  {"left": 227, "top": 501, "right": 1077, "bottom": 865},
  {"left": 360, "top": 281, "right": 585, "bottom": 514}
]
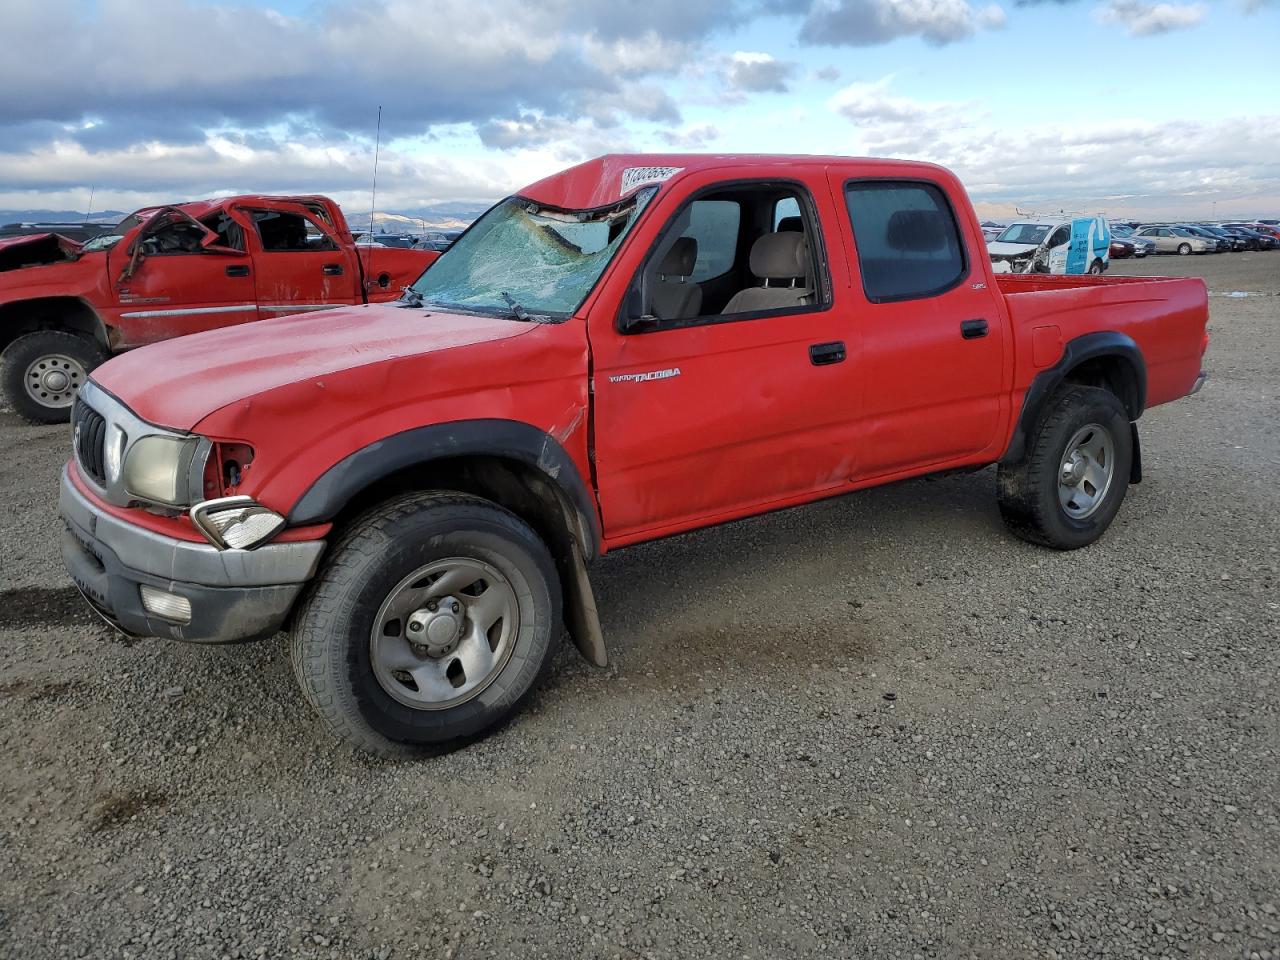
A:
[
  {"left": 287, "top": 418, "right": 601, "bottom": 558},
  {"left": 1001, "top": 331, "right": 1147, "bottom": 466}
]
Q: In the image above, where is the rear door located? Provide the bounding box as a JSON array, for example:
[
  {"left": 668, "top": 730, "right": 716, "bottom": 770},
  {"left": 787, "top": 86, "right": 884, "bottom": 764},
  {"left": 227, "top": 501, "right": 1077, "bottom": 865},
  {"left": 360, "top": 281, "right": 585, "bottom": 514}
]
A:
[
  {"left": 243, "top": 202, "right": 362, "bottom": 318},
  {"left": 833, "top": 174, "right": 1007, "bottom": 478}
]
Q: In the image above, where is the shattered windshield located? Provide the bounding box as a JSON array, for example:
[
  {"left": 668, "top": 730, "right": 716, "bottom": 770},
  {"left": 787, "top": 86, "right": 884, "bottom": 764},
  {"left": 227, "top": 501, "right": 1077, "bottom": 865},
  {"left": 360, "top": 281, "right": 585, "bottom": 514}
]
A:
[
  {"left": 410, "top": 188, "right": 656, "bottom": 319},
  {"left": 79, "top": 212, "right": 147, "bottom": 253},
  {"left": 996, "top": 223, "right": 1052, "bottom": 245}
]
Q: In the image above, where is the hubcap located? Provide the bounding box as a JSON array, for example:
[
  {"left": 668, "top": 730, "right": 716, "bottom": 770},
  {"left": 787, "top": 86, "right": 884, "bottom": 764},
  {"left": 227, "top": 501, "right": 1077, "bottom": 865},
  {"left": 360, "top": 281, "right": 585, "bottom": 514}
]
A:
[
  {"left": 1057, "top": 423, "right": 1115, "bottom": 520},
  {"left": 24, "top": 354, "right": 86, "bottom": 409},
  {"left": 369, "top": 558, "right": 519, "bottom": 710}
]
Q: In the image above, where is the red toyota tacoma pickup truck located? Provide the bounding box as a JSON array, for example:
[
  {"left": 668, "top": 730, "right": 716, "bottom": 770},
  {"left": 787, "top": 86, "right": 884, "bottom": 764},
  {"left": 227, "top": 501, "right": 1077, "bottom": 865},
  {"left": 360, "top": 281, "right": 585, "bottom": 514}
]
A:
[
  {"left": 0, "top": 195, "right": 436, "bottom": 423},
  {"left": 59, "top": 155, "right": 1209, "bottom": 756}
]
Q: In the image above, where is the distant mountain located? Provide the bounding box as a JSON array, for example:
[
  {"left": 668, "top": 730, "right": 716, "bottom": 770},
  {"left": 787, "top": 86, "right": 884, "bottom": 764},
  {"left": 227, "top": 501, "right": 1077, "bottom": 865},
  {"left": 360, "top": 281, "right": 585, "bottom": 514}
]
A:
[{"left": 0, "top": 209, "right": 125, "bottom": 226}]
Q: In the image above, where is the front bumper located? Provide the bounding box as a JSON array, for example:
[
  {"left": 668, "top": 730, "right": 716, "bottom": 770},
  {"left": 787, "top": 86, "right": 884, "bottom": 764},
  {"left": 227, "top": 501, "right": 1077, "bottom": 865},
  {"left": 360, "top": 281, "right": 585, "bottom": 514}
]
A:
[{"left": 59, "top": 466, "right": 326, "bottom": 643}]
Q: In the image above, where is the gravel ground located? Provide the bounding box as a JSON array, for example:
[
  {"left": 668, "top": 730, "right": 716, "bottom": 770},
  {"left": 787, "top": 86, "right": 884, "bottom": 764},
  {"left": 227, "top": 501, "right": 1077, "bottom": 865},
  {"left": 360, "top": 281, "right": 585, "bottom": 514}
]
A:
[{"left": 1, "top": 253, "right": 1277, "bottom": 960}]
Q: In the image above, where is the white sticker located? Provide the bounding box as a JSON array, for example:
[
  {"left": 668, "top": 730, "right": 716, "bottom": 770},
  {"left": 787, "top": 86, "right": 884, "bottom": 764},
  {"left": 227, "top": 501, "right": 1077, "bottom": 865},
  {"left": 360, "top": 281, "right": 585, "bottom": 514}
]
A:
[{"left": 620, "top": 166, "right": 683, "bottom": 195}]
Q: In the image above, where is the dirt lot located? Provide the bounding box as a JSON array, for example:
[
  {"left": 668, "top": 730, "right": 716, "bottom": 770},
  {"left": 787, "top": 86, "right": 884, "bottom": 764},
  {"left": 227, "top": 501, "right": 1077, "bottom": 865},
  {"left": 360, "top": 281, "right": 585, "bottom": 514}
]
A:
[{"left": 1, "top": 253, "right": 1277, "bottom": 960}]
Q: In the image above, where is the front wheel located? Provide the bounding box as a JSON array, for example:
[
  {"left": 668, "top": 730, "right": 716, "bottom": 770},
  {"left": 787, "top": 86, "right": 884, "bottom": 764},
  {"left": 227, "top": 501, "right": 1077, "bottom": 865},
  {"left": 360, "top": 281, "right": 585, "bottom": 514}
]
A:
[
  {"left": 997, "top": 385, "right": 1132, "bottom": 550},
  {"left": 291, "top": 492, "right": 561, "bottom": 757},
  {"left": 1177, "top": 243, "right": 1192, "bottom": 256},
  {"left": 1, "top": 330, "right": 106, "bottom": 424}
]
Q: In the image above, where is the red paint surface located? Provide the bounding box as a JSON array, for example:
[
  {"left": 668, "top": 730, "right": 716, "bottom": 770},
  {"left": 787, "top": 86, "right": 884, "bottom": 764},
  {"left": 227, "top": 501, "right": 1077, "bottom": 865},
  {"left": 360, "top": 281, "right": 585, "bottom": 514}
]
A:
[{"left": 77, "top": 156, "right": 1209, "bottom": 555}]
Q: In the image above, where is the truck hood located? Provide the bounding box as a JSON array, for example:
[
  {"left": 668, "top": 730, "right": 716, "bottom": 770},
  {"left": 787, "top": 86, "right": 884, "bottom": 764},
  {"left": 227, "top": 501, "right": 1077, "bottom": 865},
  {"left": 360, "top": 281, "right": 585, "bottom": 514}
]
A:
[
  {"left": 0, "top": 233, "right": 83, "bottom": 272},
  {"left": 91, "top": 302, "right": 538, "bottom": 430},
  {"left": 986, "top": 241, "right": 1038, "bottom": 259}
]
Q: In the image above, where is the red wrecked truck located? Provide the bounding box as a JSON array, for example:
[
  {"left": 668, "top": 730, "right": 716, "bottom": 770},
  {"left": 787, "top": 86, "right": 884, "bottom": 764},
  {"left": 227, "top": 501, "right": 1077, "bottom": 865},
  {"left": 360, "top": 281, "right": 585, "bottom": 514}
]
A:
[
  {"left": 60, "top": 155, "right": 1209, "bottom": 755},
  {"left": 0, "top": 196, "right": 437, "bottom": 422}
]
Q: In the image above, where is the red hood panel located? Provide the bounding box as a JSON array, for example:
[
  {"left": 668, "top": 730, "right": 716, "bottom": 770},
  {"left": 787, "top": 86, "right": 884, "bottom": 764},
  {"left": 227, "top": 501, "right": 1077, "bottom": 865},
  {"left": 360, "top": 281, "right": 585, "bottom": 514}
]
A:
[{"left": 91, "top": 303, "right": 534, "bottom": 430}]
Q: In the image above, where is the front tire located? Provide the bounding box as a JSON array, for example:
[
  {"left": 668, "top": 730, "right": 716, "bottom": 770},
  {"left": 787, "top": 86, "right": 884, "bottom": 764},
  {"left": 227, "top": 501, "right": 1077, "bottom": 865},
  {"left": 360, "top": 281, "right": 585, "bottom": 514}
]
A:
[
  {"left": 0, "top": 330, "right": 106, "bottom": 424},
  {"left": 291, "top": 492, "right": 561, "bottom": 757},
  {"left": 1177, "top": 243, "right": 1192, "bottom": 256},
  {"left": 997, "top": 385, "right": 1132, "bottom": 550}
]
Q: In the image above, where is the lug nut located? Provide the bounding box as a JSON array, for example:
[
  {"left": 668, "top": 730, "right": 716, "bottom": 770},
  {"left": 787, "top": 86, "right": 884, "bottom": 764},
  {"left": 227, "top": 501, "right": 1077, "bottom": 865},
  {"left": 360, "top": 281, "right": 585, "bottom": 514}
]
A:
[
  {"left": 426, "top": 600, "right": 438, "bottom": 612},
  {"left": 409, "top": 621, "right": 423, "bottom": 632},
  {"left": 451, "top": 602, "right": 461, "bottom": 613}
]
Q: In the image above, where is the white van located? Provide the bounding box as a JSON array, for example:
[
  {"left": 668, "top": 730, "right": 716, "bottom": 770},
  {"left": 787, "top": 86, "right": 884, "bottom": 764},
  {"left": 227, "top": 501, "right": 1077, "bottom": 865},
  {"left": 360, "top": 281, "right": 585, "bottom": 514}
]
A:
[{"left": 987, "top": 216, "right": 1111, "bottom": 275}]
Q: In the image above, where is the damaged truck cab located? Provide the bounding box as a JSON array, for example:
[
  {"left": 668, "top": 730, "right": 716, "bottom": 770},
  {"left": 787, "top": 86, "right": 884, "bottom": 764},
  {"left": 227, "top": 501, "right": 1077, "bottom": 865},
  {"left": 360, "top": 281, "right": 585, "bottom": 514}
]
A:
[
  {"left": 0, "top": 196, "right": 436, "bottom": 423},
  {"left": 60, "top": 155, "right": 1209, "bottom": 756}
]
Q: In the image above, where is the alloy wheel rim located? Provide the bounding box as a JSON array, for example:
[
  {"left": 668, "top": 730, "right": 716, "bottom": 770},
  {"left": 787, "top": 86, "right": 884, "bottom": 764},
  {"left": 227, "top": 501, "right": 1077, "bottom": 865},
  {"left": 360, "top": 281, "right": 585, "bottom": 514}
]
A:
[
  {"left": 1057, "top": 423, "right": 1115, "bottom": 520},
  {"left": 24, "top": 353, "right": 86, "bottom": 409},
  {"left": 369, "top": 557, "right": 519, "bottom": 710}
]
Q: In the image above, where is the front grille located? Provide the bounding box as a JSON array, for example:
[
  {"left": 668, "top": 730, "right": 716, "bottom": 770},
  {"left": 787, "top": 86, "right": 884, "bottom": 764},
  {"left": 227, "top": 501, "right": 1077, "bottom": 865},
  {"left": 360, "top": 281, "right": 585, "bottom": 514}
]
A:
[{"left": 73, "top": 399, "right": 107, "bottom": 486}]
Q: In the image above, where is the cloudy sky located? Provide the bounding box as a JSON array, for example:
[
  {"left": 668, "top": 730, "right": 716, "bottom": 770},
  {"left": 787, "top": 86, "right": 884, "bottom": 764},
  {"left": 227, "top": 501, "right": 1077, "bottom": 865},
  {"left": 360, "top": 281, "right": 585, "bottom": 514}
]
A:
[{"left": 1, "top": 0, "right": 1277, "bottom": 221}]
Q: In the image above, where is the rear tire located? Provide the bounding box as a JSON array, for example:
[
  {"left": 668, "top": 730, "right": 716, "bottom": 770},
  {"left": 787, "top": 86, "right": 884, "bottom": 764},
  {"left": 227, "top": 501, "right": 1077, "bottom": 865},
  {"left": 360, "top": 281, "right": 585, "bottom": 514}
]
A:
[
  {"left": 1177, "top": 243, "right": 1192, "bottom": 256},
  {"left": 1088, "top": 259, "right": 1104, "bottom": 275},
  {"left": 1, "top": 330, "right": 106, "bottom": 424},
  {"left": 997, "top": 385, "right": 1132, "bottom": 550},
  {"left": 291, "top": 491, "right": 561, "bottom": 758}
]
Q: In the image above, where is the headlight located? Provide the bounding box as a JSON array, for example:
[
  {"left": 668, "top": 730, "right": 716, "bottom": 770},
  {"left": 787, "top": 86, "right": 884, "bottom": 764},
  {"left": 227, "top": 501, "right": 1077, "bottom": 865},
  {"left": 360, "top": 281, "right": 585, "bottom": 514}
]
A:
[
  {"left": 122, "top": 435, "right": 199, "bottom": 506},
  {"left": 190, "top": 496, "right": 285, "bottom": 550}
]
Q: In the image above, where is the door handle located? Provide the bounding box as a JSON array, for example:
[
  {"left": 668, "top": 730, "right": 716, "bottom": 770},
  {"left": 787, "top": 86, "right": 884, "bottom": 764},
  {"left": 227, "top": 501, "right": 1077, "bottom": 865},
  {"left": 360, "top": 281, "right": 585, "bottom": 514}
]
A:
[
  {"left": 809, "top": 341, "right": 846, "bottom": 366},
  {"left": 225, "top": 264, "right": 250, "bottom": 278},
  {"left": 961, "top": 318, "right": 989, "bottom": 340},
  {"left": 322, "top": 263, "right": 344, "bottom": 276}
]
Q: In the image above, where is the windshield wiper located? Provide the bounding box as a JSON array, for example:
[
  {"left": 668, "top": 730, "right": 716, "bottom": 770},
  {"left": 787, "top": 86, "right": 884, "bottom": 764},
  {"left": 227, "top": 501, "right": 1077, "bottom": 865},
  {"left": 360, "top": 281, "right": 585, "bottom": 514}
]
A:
[
  {"left": 500, "top": 291, "right": 530, "bottom": 321},
  {"left": 399, "top": 287, "right": 426, "bottom": 307}
]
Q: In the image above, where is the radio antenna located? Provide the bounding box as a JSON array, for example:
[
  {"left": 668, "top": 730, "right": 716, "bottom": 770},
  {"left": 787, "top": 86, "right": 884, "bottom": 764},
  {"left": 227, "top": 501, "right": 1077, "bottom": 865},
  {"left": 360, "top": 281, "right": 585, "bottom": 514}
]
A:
[
  {"left": 369, "top": 106, "right": 382, "bottom": 240},
  {"left": 84, "top": 186, "right": 95, "bottom": 226}
]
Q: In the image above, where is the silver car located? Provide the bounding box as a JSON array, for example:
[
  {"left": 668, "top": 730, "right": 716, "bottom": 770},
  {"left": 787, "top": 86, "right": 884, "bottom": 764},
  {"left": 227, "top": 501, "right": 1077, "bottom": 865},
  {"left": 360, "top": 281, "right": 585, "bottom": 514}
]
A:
[{"left": 1135, "top": 226, "right": 1216, "bottom": 255}]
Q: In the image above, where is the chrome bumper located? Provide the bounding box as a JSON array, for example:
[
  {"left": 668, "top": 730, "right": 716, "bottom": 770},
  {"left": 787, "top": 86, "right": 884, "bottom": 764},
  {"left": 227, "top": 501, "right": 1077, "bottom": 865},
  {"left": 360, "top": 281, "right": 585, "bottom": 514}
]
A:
[{"left": 59, "top": 465, "right": 326, "bottom": 642}]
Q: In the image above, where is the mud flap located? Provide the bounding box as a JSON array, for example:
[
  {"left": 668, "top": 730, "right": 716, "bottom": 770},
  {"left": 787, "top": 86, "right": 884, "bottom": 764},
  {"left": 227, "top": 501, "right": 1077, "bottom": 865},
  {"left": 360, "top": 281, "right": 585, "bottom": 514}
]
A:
[
  {"left": 1130, "top": 422, "right": 1142, "bottom": 484},
  {"left": 563, "top": 541, "right": 608, "bottom": 667}
]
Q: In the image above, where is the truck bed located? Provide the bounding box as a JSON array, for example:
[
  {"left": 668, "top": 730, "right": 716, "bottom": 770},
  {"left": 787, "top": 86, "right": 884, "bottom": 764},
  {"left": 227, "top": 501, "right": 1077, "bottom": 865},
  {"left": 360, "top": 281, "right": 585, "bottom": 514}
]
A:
[{"left": 996, "top": 273, "right": 1208, "bottom": 410}]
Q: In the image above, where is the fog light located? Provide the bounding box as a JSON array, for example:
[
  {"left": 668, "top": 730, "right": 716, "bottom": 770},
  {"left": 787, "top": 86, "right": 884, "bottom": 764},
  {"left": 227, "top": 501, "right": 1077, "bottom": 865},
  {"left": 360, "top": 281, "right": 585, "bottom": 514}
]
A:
[
  {"left": 139, "top": 585, "right": 192, "bottom": 624},
  {"left": 190, "top": 496, "right": 285, "bottom": 550}
]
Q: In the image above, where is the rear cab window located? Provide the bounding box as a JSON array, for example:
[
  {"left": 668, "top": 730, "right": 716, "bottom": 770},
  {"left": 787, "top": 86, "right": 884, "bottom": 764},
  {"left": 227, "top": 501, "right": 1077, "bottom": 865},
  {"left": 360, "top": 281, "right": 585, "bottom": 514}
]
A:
[{"left": 843, "top": 181, "right": 967, "bottom": 303}]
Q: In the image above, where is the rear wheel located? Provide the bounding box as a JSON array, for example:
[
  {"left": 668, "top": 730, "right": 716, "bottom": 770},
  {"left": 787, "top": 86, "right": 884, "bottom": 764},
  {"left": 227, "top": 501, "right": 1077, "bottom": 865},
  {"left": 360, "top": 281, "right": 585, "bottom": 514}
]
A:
[
  {"left": 0, "top": 330, "right": 106, "bottom": 424},
  {"left": 1088, "top": 259, "right": 1105, "bottom": 275},
  {"left": 291, "top": 492, "right": 561, "bottom": 757},
  {"left": 1177, "top": 243, "right": 1192, "bottom": 256},
  {"left": 997, "top": 385, "right": 1132, "bottom": 550}
]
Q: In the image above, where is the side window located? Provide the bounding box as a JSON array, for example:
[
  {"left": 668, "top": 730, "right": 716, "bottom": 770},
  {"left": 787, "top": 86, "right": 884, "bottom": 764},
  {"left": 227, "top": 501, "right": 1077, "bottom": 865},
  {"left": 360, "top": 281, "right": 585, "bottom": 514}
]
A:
[
  {"left": 844, "top": 181, "right": 966, "bottom": 303},
  {"left": 1048, "top": 226, "right": 1070, "bottom": 247},
  {"left": 625, "top": 183, "right": 824, "bottom": 330},
  {"left": 684, "top": 200, "right": 740, "bottom": 282},
  {"left": 252, "top": 210, "right": 338, "bottom": 252},
  {"left": 202, "top": 212, "right": 244, "bottom": 251},
  {"left": 773, "top": 196, "right": 801, "bottom": 231}
]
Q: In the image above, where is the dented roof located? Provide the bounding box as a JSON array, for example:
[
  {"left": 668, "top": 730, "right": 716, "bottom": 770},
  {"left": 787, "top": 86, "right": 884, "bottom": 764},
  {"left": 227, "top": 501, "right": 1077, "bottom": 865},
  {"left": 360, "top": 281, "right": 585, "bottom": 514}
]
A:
[{"left": 517, "top": 153, "right": 948, "bottom": 210}]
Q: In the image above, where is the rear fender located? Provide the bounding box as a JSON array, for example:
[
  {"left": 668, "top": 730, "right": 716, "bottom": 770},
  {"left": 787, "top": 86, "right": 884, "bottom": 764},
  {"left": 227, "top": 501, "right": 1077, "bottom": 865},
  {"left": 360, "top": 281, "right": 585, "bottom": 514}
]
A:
[{"left": 1002, "top": 331, "right": 1146, "bottom": 466}]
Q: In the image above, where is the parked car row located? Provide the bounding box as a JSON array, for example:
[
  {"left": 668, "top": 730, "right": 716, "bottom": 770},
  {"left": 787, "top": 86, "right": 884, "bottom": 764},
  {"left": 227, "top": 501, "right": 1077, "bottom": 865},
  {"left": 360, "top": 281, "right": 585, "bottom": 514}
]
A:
[{"left": 1126, "top": 221, "right": 1279, "bottom": 255}]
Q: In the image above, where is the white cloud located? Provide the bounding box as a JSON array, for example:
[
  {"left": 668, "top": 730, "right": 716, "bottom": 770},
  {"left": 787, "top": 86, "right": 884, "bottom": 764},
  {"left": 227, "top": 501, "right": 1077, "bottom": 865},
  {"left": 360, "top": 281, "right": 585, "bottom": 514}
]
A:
[
  {"left": 726, "top": 52, "right": 798, "bottom": 93},
  {"left": 799, "top": 0, "right": 1006, "bottom": 47},
  {"left": 827, "top": 77, "right": 1280, "bottom": 217},
  {"left": 1094, "top": 0, "right": 1206, "bottom": 35}
]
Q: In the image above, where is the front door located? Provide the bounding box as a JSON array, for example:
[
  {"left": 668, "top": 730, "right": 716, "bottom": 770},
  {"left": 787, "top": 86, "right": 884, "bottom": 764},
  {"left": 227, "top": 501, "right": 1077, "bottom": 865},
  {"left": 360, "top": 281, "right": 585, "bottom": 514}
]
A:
[
  {"left": 835, "top": 175, "right": 1008, "bottom": 479},
  {"left": 590, "top": 175, "right": 861, "bottom": 542},
  {"left": 109, "top": 208, "right": 258, "bottom": 346}
]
